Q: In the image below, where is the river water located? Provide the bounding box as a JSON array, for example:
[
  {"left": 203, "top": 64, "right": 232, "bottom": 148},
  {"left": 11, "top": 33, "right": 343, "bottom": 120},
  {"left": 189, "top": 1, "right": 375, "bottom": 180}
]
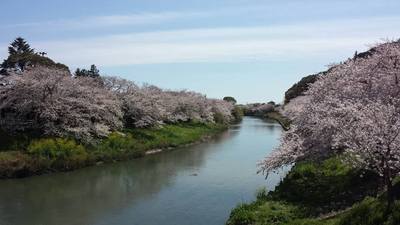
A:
[{"left": 0, "top": 117, "right": 284, "bottom": 225}]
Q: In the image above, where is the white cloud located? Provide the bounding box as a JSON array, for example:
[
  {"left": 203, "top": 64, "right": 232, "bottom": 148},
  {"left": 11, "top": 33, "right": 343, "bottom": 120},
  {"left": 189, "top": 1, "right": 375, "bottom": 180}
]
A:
[
  {"left": 5, "top": 11, "right": 209, "bottom": 30},
  {"left": 3, "top": 5, "right": 269, "bottom": 30},
  {"left": 2, "top": 16, "right": 400, "bottom": 67}
]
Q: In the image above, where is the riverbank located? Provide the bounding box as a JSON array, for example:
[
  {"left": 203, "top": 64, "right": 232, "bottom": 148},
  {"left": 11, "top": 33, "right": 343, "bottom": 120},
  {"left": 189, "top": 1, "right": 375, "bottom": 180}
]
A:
[
  {"left": 245, "top": 111, "right": 290, "bottom": 131},
  {"left": 263, "top": 112, "right": 290, "bottom": 131},
  {"left": 0, "top": 122, "right": 228, "bottom": 179},
  {"left": 226, "top": 157, "right": 400, "bottom": 225}
]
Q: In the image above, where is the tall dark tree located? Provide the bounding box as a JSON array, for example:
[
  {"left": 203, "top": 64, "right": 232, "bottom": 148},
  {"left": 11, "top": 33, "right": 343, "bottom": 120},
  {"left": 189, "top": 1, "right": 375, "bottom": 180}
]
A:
[
  {"left": 1, "top": 37, "right": 34, "bottom": 73},
  {"left": 8, "top": 37, "right": 34, "bottom": 55}
]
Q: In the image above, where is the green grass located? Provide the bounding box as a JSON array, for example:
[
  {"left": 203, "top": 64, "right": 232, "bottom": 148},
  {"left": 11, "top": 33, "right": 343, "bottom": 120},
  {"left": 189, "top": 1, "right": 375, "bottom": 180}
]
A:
[
  {"left": 92, "top": 122, "right": 226, "bottom": 161},
  {"left": 0, "top": 122, "right": 227, "bottom": 178},
  {"left": 226, "top": 157, "right": 387, "bottom": 225}
]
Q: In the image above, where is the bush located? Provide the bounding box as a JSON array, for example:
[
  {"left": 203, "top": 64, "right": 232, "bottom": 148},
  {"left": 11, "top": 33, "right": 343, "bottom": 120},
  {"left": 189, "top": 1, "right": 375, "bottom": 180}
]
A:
[
  {"left": 269, "top": 157, "right": 379, "bottom": 215},
  {"left": 27, "top": 138, "right": 88, "bottom": 169},
  {"left": 214, "top": 112, "right": 228, "bottom": 124},
  {"left": 0, "top": 151, "right": 39, "bottom": 178}
]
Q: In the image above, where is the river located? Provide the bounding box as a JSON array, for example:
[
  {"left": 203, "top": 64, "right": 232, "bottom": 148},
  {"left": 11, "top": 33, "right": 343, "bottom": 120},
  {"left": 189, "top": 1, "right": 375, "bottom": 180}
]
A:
[{"left": 0, "top": 117, "right": 284, "bottom": 225}]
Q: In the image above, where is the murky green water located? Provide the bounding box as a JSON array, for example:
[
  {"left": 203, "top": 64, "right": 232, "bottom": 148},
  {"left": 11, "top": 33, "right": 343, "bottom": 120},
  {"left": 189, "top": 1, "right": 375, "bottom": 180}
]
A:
[{"left": 0, "top": 117, "right": 284, "bottom": 225}]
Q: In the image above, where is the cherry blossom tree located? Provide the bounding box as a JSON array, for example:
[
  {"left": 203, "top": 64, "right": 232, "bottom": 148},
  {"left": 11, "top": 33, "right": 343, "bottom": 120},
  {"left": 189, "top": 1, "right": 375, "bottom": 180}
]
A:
[
  {"left": 0, "top": 67, "right": 123, "bottom": 143},
  {"left": 0, "top": 67, "right": 234, "bottom": 143},
  {"left": 260, "top": 41, "right": 400, "bottom": 205}
]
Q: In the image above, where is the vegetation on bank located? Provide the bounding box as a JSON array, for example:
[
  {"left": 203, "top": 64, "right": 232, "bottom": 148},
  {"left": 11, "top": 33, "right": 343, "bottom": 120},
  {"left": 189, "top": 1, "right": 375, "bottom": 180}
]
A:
[
  {"left": 0, "top": 122, "right": 227, "bottom": 178},
  {"left": 228, "top": 41, "right": 400, "bottom": 225},
  {"left": 0, "top": 37, "right": 245, "bottom": 178},
  {"left": 284, "top": 73, "right": 318, "bottom": 104},
  {"left": 263, "top": 112, "right": 290, "bottom": 131},
  {"left": 227, "top": 157, "right": 400, "bottom": 225}
]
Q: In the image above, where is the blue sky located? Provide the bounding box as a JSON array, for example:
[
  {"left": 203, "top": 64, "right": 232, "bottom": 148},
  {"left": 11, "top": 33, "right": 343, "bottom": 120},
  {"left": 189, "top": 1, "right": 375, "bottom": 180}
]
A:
[{"left": 1, "top": 0, "right": 400, "bottom": 103}]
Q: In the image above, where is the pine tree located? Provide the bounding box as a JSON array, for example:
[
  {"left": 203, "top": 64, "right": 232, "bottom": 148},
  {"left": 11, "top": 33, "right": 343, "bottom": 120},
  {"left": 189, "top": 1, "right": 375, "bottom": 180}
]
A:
[
  {"left": 75, "top": 64, "right": 100, "bottom": 78},
  {"left": 8, "top": 37, "right": 34, "bottom": 55}
]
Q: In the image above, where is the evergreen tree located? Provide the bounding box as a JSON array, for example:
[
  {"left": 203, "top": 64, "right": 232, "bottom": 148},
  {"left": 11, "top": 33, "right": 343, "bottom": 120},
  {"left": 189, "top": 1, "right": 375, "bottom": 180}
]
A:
[
  {"left": 8, "top": 37, "right": 34, "bottom": 55},
  {"left": 75, "top": 64, "right": 100, "bottom": 78},
  {"left": 223, "top": 96, "right": 237, "bottom": 104}
]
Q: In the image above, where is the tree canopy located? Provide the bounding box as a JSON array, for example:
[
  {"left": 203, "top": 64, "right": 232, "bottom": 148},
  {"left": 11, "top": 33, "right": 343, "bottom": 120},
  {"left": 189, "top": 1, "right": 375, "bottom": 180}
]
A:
[
  {"left": 223, "top": 96, "right": 237, "bottom": 104},
  {"left": 0, "top": 37, "right": 69, "bottom": 74},
  {"left": 75, "top": 64, "right": 100, "bottom": 78}
]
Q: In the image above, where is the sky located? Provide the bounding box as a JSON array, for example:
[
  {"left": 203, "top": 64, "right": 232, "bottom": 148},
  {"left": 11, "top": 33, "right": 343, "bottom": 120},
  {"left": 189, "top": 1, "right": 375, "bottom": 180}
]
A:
[{"left": 1, "top": 0, "right": 400, "bottom": 103}]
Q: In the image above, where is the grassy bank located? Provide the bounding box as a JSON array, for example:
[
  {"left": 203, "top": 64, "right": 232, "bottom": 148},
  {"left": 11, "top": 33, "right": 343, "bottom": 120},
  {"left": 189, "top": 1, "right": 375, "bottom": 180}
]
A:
[
  {"left": 226, "top": 157, "right": 400, "bottom": 225},
  {"left": 0, "top": 122, "right": 227, "bottom": 178}
]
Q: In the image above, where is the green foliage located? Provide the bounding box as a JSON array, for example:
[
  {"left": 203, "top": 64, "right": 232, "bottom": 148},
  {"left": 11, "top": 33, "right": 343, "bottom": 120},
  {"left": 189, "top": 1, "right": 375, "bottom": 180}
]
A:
[
  {"left": 126, "top": 122, "right": 226, "bottom": 150},
  {"left": 95, "top": 122, "right": 226, "bottom": 161},
  {"left": 95, "top": 132, "right": 146, "bottom": 160},
  {"left": 0, "top": 122, "right": 226, "bottom": 178},
  {"left": 223, "top": 96, "right": 237, "bottom": 104},
  {"left": 338, "top": 197, "right": 400, "bottom": 225},
  {"left": 284, "top": 74, "right": 318, "bottom": 104},
  {"left": 75, "top": 64, "right": 100, "bottom": 78},
  {"left": 255, "top": 187, "right": 268, "bottom": 201},
  {"left": 270, "top": 157, "right": 379, "bottom": 215},
  {"left": 226, "top": 201, "right": 303, "bottom": 225},
  {"left": 232, "top": 106, "right": 244, "bottom": 122},
  {"left": 27, "top": 138, "right": 88, "bottom": 169},
  {"left": 227, "top": 204, "right": 257, "bottom": 225},
  {"left": 267, "top": 101, "right": 276, "bottom": 106},
  {"left": 227, "top": 157, "right": 385, "bottom": 225}
]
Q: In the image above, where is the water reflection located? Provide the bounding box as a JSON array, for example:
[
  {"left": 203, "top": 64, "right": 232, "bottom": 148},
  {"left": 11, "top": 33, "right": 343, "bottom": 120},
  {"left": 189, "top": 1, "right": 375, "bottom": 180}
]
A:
[{"left": 0, "top": 117, "right": 282, "bottom": 225}]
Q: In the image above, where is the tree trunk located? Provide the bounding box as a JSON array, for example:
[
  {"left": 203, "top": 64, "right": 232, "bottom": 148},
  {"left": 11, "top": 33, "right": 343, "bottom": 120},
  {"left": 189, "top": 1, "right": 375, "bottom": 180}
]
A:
[{"left": 384, "top": 167, "right": 394, "bottom": 210}]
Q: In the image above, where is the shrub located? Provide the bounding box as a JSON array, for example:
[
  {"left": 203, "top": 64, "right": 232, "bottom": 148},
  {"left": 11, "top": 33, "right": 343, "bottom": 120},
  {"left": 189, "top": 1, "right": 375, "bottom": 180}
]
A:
[
  {"left": 0, "top": 151, "right": 39, "bottom": 178},
  {"left": 27, "top": 138, "right": 88, "bottom": 169},
  {"left": 269, "top": 157, "right": 379, "bottom": 215},
  {"left": 214, "top": 112, "right": 227, "bottom": 124}
]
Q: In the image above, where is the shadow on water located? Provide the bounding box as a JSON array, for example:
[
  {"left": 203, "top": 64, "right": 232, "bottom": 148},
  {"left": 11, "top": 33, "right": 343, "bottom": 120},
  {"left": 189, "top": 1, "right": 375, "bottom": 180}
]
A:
[{"left": 0, "top": 117, "right": 284, "bottom": 225}]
